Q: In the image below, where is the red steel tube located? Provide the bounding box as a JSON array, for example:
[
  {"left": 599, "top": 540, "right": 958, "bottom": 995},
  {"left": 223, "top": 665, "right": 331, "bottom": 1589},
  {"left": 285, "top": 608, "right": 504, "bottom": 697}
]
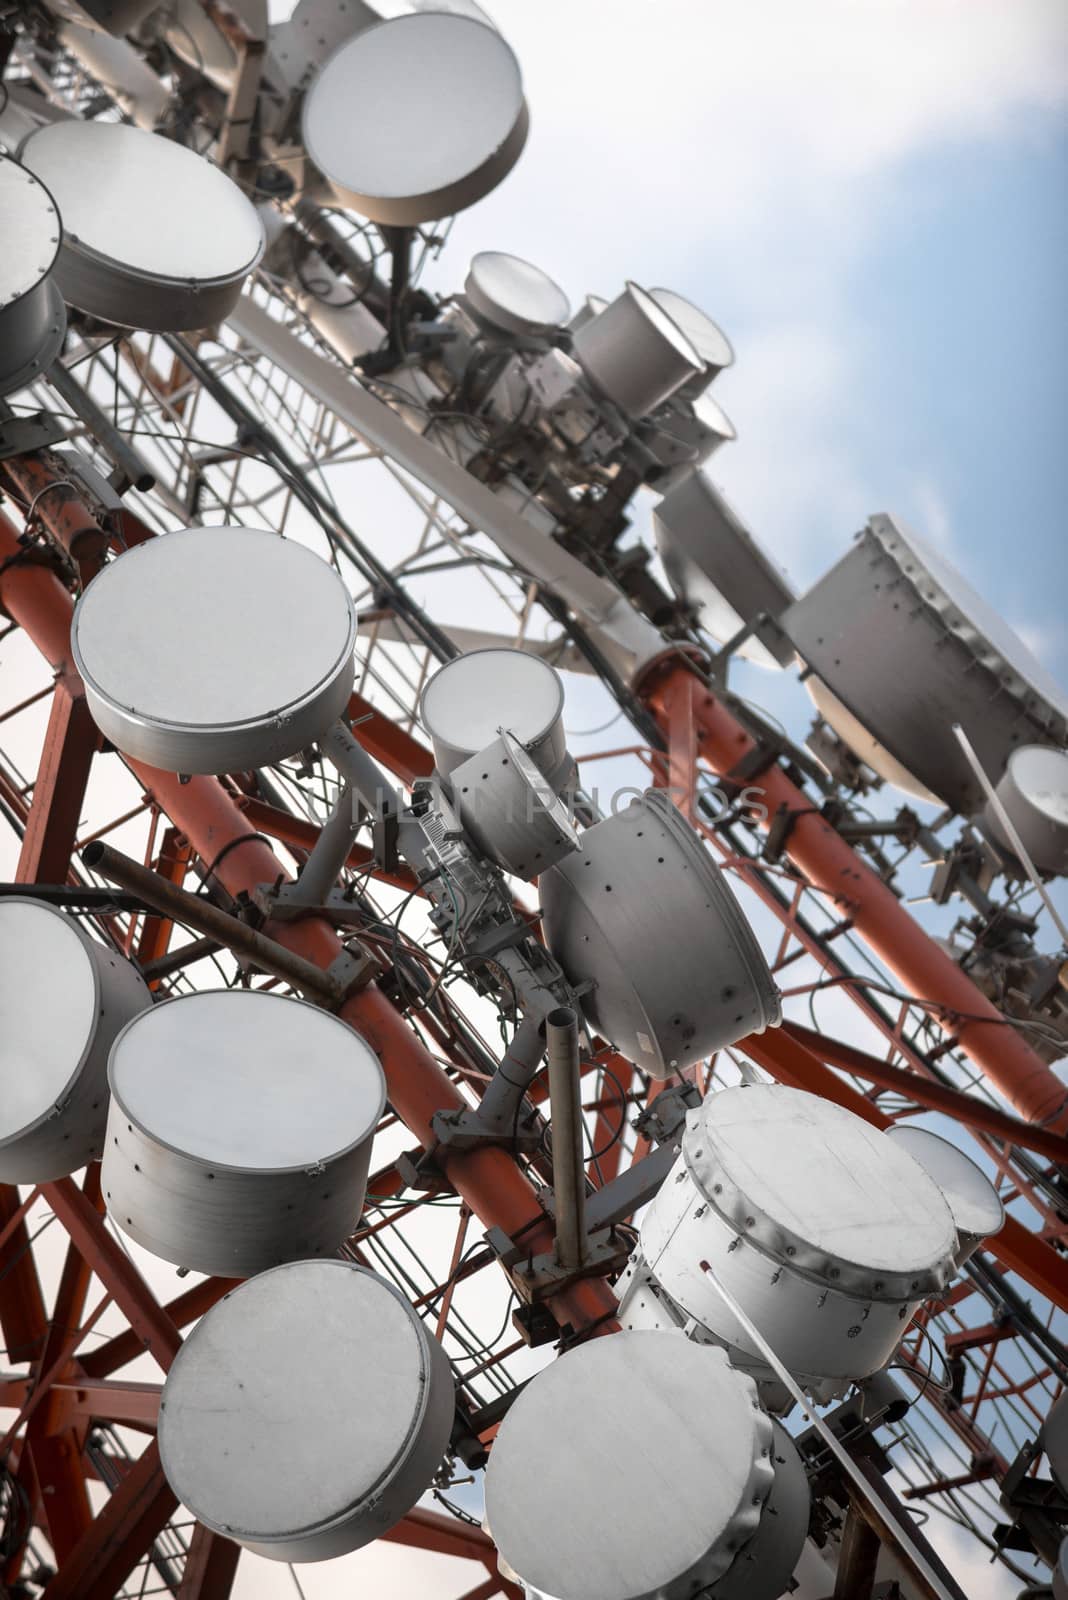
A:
[{"left": 643, "top": 666, "right": 1068, "bottom": 1129}]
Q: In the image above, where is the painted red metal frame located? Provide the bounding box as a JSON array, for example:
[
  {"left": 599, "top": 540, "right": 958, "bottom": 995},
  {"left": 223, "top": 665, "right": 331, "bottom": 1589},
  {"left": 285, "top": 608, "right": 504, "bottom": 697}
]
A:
[{"left": 2, "top": 485, "right": 1065, "bottom": 1589}]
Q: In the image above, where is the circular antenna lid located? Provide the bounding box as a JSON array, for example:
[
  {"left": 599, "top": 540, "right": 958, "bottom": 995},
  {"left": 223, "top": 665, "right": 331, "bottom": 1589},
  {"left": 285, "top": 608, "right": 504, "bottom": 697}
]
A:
[
  {"left": 886, "top": 1124, "right": 1003, "bottom": 1261},
  {"left": 465, "top": 252, "right": 570, "bottom": 336},
  {"left": 420, "top": 647, "right": 568, "bottom": 786},
  {"left": 0, "top": 900, "right": 98, "bottom": 1149},
  {"left": 71, "top": 527, "right": 357, "bottom": 773},
  {"left": 649, "top": 287, "right": 734, "bottom": 376},
  {"left": 18, "top": 121, "right": 264, "bottom": 331},
  {"left": 687, "top": 1085, "right": 957, "bottom": 1296},
  {"left": 541, "top": 790, "right": 780, "bottom": 1072},
  {"left": 159, "top": 1261, "right": 454, "bottom": 1561},
  {"left": 486, "top": 1332, "right": 773, "bottom": 1600},
  {"left": 109, "top": 990, "right": 385, "bottom": 1173},
  {"left": 984, "top": 744, "right": 1068, "bottom": 876},
  {"left": 302, "top": 13, "right": 528, "bottom": 224}
]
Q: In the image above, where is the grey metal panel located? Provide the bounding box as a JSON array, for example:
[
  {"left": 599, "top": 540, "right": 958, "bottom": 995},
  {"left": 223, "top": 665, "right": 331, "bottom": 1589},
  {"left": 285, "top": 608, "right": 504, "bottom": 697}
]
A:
[
  {"left": 103, "top": 990, "right": 385, "bottom": 1277},
  {"left": 71, "top": 526, "right": 357, "bottom": 774},
  {"left": 158, "top": 1261, "right": 454, "bottom": 1561},
  {"left": 19, "top": 121, "right": 265, "bottom": 332},
  {"left": 653, "top": 468, "right": 796, "bottom": 667},
  {"left": 0, "top": 157, "right": 66, "bottom": 398},
  {"left": 571, "top": 281, "right": 703, "bottom": 418},
  {"left": 982, "top": 744, "right": 1068, "bottom": 876},
  {"left": 301, "top": 13, "right": 528, "bottom": 225},
  {"left": 540, "top": 790, "right": 781, "bottom": 1072},
  {"left": 485, "top": 1331, "right": 776, "bottom": 1600},
  {"left": 782, "top": 514, "right": 1068, "bottom": 812},
  {"left": 0, "top": 899, "right": 150, "bottom": 1181}
]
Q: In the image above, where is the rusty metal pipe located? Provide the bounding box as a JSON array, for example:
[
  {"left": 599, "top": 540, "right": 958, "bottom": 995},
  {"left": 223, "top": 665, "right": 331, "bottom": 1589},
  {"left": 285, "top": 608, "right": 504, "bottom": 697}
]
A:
[
  {"left": 81, "top": 840, "right": 343, "bottom": 1005},
  {"left": 545, "top": 1007, "right": 588, "bottom": 1271}
]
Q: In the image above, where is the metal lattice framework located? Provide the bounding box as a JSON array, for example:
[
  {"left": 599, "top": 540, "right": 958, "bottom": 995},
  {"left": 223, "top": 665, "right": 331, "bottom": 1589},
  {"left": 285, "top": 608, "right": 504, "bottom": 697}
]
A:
[{"left": 0, "top": 14, "right": 1065, "bottom": 1600}]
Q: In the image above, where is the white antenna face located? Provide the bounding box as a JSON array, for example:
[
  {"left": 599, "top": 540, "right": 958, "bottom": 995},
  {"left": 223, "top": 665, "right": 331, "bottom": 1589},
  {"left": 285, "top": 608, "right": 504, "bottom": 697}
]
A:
[
  {"left": 639, "top": 1085, "right": 957, "bottom": 1390},
  {"left": 690, "top": 1086, "right": 956, "bottom": 1280},
  {"left": 540, "top": 790, "right": 781, "bottom": 1072},
  {"left": 783, "top": 513, "right": 1068, "bottom": 812},
  {"left": 0, "top": 900, "right": 149, "bottom": 1181},
  {"left": 0, "top": 903, "right": 96, "bottom": 1144},
  {"left": 0, "top": 156, "right": 65, "bottom": 397},
  {"left": 108, "top": 990, "right": 385, "bottom": 1171},
  {"left": 885, "top": 1124, "right": 1004, "bottom": 1265},
  {"left": 102, "top": 991, "right": 386, "bottom": 1277},
  {"left": 485, "top": 1332, "right": 780, "bottom": 1600},
  {"left": 158, "top": 1261, "right": 455, "bottom": 1562},
  {"left": 464, "top": 251, "right": 571, "bottom": 336},
  {"left": 71, "top": 526, "right": 357, "bottom": 773},
  {"left": 301, "top": 13, "right": 528, "bottom": 224},
  {"left": 649, "top": 287, "right": 735, "bottom": 377},
  {"left": 420, "top": 647, "right": 569, "bottom": 786},
  {"left": 18, "top": 121, "right": 265, "bottom": 331},
  {"left": 983, "top": 743, "right": 1068, "bottom": 875},
  {"left": 653, "top": 468, "right": 795, "bottom": 668}
]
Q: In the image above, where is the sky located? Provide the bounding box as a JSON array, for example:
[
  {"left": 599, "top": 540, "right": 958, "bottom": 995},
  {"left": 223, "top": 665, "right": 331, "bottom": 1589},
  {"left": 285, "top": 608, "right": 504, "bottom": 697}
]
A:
[{"left": 3, "top": 3, "right": 1066, "bottom": 1597}]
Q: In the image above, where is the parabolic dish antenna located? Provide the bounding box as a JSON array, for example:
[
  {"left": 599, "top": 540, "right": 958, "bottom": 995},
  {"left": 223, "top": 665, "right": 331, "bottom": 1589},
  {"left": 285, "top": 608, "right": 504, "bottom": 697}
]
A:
[
  {"left": 18, "top": 120, "right": 264, "bottom": 332},
  {"left": 485, "top": 1331, "right": 806, "bottom": 1600},
  {"left": 464, "top": 251, "right": 571, "bottom": 336},
  {"left": 782, "top": 513, "right": 1068, "bottom": 812},
  {"left": 0, "top": 156, "right": 66, "bottom": 398},
  {"left": 71, "top": 526, "right": 357, "bottom": 774},
  {"left": 649, "top": 286, "right": 734, "bottom": 393},
  {"left": 571, "top": 281, "right": 703, "bottom": 418},
  {"left": 654, "top": 468, "right": 796, "bottom": 668},
  {"left": 639, "top": 1084, "right": 957, "bottom": 1387},
  {"left": 102, "top": 989, "right": 386, "bottom": 1276},
  {"left": 301, "top": 12, "right": 528, "bottom": 225},
  {"left": 158, "top": 1261, "right": 454, "bottom": 1562},
  {"left": 0, "top": 899, "right": 149, "bottom": 1182},
  {"left": 448, "top": 729, "right": 581, "bottom": 879},
  {"left": 420, "top": 646, "right": 572, "bottom": 791},
  {"left": 539, "top": 789, "right": 781, "bottom": 1071},
  {"left": 567, "top": 292, "right": 608, "bottom": 332},
  {"left": 982, "top": 743, "right": 1068, "bottom": 876},
  {"left": 885, "top": 1123, "right": 1004, "bottom": 1266}
]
